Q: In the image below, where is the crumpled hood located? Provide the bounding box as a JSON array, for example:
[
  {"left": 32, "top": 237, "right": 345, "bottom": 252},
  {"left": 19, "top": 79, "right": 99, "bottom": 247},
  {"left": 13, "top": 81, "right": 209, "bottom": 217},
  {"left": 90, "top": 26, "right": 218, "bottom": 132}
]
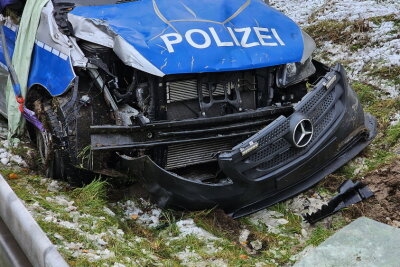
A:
[{"left": 70, "top": 0, "right": 304, "bottom": 76}]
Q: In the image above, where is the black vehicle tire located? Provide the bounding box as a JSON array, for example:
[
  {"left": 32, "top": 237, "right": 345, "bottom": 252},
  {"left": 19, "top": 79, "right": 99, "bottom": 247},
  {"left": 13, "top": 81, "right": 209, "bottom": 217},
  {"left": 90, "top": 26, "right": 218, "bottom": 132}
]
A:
[
  {"left": 27, "top": 75, "right": 114, "bottom": 184},
  {"left": 32, "top": 98, "right": 70, "bottom": 181}
]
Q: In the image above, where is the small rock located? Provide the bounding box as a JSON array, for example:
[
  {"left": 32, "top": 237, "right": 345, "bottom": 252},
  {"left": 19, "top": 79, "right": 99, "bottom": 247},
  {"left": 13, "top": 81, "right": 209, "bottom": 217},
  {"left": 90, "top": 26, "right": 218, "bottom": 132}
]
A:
[
  {"left": 301, "top": 228, "right": 308, "bottom": 237},
  {"left": 47, "top": 181, "right": 62, "bottom": 192},
  {"left": 391, "top": 221, "right": 400, "bottom": 228},
  {"left": 103, "top": 207, "right": 115, "bottom": 216},
  {"left": 239, "top": 229, "right": 251, "bottom": 243},
  {"left": 54, "top": 233, "right": 64, "bottom": 240},
  {"left": 65, "top": 206, "right": 77, "bottom": 212},
  {"left": 277, "top": 218, "right": 289, "bottom": 225},
  {"left": 97, "top": 239, "right": 108, "bottom": 246},
  {"left": 1, "top": 157, "right": 9, "bottom": 165},
  {"left": 250, "top": 240, "right": 263, "bottom": 251},
  {"left": 10, "top": 155, "right": 23, "bottom": 165}
]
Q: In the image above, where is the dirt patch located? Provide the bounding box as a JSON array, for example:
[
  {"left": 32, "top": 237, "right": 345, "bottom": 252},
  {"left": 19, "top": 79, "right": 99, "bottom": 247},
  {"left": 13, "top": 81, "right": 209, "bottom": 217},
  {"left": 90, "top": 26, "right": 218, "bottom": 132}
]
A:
[
  {"left": 195, "top": 209, "right": 242, "bottom": 240},
  {"left": 344, "top": 158, "right": 400, "bottom": 226},
  {"left": 317, "top": 173, "right": 348, "bottom": 193}
]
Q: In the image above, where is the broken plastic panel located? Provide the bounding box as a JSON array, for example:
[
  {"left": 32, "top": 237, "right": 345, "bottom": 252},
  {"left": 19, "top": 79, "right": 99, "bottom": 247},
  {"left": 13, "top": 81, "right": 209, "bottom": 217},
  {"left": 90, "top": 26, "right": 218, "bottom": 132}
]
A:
[{"left": 303, "top": 180, "right": 374, "bottom": 224}]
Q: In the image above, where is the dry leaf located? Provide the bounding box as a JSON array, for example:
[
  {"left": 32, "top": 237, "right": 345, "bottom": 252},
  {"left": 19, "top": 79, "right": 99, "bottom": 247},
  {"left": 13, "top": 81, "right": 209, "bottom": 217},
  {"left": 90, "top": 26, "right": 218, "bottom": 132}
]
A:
[
  {"left": 239, "top": 254, "right": 249, "bottom": 260},
  {"left": 8, "top": 173, "right": 18, "bottom": 179},
  {"left": 130, "top": 214, "right": 139, "bottom": 220}
]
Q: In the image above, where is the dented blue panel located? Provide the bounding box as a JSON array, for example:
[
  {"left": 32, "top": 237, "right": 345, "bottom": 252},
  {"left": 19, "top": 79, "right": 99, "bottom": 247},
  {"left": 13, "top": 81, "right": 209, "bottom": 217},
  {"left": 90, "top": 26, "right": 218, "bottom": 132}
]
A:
[
  {"left": 27, "top": 42, "right": 75, "bottom": 96},
  {"left": 71, "top": 0, "right": 304, "bottom": 75},
  {"left": 0, "top": 26, "right": 16, "bottom": 70},
  {"left": 0, "top": 24, "right": 75, "bottom": 96}
]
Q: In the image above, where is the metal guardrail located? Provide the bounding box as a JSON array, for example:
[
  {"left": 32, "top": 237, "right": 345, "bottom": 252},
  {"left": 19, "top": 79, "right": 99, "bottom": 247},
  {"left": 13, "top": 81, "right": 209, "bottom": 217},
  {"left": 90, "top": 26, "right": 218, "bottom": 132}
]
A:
[
  {"left": 0, "top": 217, "right": 32, "bottom": 267},
  {"left": 0, "top": 174, "right": 69, "bottom": 267}
]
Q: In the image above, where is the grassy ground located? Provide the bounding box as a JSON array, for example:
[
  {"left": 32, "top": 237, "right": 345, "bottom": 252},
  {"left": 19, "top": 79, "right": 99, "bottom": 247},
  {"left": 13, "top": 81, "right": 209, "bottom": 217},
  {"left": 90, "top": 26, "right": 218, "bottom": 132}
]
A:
[{"left": 0, "top": 1, "right": 399, "bottom": 266}]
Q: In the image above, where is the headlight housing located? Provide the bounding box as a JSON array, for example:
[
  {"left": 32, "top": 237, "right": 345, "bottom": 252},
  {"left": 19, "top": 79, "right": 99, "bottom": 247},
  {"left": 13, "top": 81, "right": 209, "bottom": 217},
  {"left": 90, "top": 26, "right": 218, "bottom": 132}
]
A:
[
  {"left": 276, "top": 58, "right": 316, "bottom": 88},
  {"left": 276, "top": 30, "right": 316, "bottom": 88}
]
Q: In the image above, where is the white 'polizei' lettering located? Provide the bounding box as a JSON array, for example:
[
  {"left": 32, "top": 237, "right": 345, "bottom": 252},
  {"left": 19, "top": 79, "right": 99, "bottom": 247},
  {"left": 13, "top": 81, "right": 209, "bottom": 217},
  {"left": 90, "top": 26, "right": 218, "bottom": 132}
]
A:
[
  {"left": 234, "top": 27, "right": 260, "bottom": 48},
  {"left": 185, "top": 29, "right": 212, "bottom": 49},
  {"left": 227, "top": 27, "right": 240, "bottom": 46},
  {"left": 209, "top": 27, "right": 234, "bottom": 47},
  {"left": 160, "top": 26, "right": 286, "bottom": 53},
  {"left": 161, "top": 33, "right": 183, "bottom": 53},
  {"left": 253, "top": 27, "right": 277, "bottom": 46},
  {"left": 271, "top": 28, "right": 286, "bottom": 46}
]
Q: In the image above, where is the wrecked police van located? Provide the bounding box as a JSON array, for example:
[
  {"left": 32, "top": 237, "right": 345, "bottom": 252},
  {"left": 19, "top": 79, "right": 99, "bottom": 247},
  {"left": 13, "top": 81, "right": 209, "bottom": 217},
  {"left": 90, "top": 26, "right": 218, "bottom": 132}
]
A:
[{"left": 0, "top": 0, "right": 377, "bottom": 217}]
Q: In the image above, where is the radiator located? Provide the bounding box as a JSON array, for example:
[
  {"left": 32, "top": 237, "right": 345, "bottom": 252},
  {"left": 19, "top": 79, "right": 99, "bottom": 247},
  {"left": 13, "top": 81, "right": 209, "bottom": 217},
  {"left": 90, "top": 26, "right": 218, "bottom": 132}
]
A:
[{"left": 166, "top": 139, "right": 233, "bottom": 170}]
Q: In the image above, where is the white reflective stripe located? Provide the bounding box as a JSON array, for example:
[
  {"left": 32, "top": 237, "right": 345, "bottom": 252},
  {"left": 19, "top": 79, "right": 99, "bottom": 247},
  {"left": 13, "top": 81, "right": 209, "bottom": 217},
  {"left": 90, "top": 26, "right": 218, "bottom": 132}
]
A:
[
  {"left": 36, "top": 40, "right": 45, "bottom": 48},
  {"left": 43, "top": 44, "right": 52, "bottom": 52},
  {"left": 59, "top": 53, "right": 68, "bottom": 60},
  {"left": 35, "top": 40, "right": 69, "bottom": 61},
  {"left": 3, "top": 19, "right": 19, "bottom": 32},
  {"left": 51, "top": 49, "right": 60, "bottom": 56}
]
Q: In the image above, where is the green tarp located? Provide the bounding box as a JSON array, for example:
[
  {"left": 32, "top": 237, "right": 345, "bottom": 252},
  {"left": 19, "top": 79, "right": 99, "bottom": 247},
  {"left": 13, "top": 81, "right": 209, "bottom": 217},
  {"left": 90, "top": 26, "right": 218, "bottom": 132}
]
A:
[{"left": 6, "top": 0, "right": 49, "bottom": 139}]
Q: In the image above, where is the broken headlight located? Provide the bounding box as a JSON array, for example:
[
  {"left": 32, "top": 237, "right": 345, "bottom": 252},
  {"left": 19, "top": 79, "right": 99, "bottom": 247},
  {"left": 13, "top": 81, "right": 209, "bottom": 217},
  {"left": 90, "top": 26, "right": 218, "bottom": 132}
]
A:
[
  {"left": 276, "top": 58, "right": 316, "bottom": 88},
  {"left": 276, "top": 30, "right": 316, "bottom": 88}
]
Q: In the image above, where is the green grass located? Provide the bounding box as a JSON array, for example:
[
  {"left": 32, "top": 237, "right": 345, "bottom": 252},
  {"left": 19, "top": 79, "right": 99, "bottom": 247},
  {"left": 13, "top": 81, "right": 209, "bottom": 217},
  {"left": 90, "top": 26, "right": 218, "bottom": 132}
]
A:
[
  {"left": 72, "top": 179, "right": 108, "bottom": 211},
  {"left": 368, "top": 14, "right": 400, "bottom": 27},
  {"left": 306, "top": 226, "right": 333, "bottom": 246},
  {"left": 304, "top": 19, "right": 371, "bottom": 50},
  {"left": 363, "top": 65, "right": 400, "bottom": 86}
]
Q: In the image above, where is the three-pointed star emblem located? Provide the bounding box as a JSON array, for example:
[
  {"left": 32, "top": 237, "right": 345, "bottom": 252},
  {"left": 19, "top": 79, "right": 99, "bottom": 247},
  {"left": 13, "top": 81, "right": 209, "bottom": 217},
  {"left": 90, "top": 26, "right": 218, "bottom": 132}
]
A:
[{"left": 293, "top": 119, "right": 313, "bottom": 148}]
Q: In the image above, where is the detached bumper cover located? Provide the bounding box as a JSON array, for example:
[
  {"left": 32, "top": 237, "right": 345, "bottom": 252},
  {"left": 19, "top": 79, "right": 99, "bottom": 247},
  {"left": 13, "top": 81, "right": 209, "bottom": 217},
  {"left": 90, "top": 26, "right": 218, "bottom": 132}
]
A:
[{"left": 120, "top": 64, "right": 377, "bottom": 218}]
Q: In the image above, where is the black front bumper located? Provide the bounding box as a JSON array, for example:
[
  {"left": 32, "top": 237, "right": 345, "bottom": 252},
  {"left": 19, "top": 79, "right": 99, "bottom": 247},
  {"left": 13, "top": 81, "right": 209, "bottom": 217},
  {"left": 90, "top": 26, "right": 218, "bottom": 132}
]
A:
[{"left": 117, "top": 64, "right": 377, "bottom": 218}]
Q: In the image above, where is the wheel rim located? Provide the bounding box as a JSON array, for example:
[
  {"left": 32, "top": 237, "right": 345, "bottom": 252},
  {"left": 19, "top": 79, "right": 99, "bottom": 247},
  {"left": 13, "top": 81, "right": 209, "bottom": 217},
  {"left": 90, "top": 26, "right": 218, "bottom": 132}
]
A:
[{"left": 36, "top": 129, "right": 52, "bottom": 165}]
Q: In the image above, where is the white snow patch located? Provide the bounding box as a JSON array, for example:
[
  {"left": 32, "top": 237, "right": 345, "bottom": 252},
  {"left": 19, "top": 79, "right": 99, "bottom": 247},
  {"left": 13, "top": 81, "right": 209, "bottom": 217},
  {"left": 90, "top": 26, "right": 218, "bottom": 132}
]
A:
[
  {"left": 0, "top": 133, "right": 30, "bottom": 167},
  {"left": 286, "top": 194, "right": 328, "bottom": 216},
  {"left": 271, "top": 0, "right": 400, "bottom": 24},
  {"left": 46, "top": 195, "right": 75, "bottom": 207},
  {"left": 174, "top": 219, "right": 219, "bottom": 240},
  {"left": 175, "top": 248, "right": 228, "bottom": 267},
  {"left": 390, "top": 112, "right": 400, "bottom": 126},
  {"left": 249, "top": 210, "right": 289, "bottom": 234},
  {"left": 118, "top": 199, "right": 162, "bottom": 228},
  {"left": 315, "top": 20, "right": 399, "bottom": 98},
  {"left": 270, "top": 0, "right": 325, "bottom": 25},
  {"left": 47, "top": 180, "right": 62, "bottom": 192},
  {"left": 317, "top": 0, "right": 400, "bottom": 21}
]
